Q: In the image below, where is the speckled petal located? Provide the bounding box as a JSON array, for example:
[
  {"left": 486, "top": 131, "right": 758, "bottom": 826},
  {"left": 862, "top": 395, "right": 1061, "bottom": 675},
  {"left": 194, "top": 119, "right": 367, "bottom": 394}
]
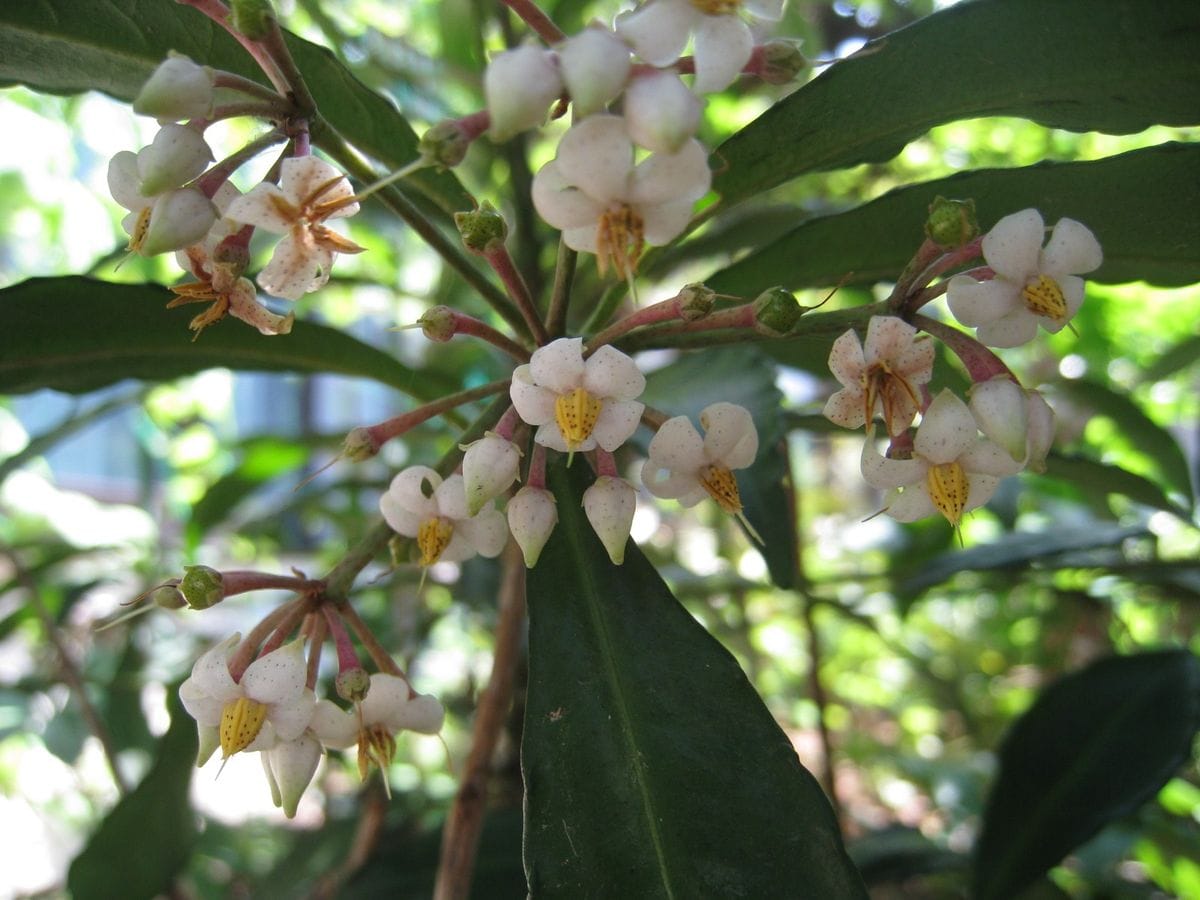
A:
[
  {"left": 179, "top": 680, "right": 226, "bottom": 727},
  {"left": 823, "top": 388, "right": 866, "bottom": 430},
  {"left": 510, "top": 366, "right": 559, "bottom": 426},
  {"left": 583, "top": 345, "right": 645, "bottom": 401},
  {"left": 946, "top": 275, "right": 1020, "bottom": 328},
  {"left": 913, "top": 390, "right": 976, "bottom": 464},
  {"left": 242, "top": 641, "right": 308, "bottom": 706},
  {"left": 188, "top": 633, "right": 241, "bottom": 700},
  {"left": 960, "top": 438, "right": 1022, "bottom": 478},
  {"left": 1041, "top": 217, "right": 1102, "bottom": 276},
  {"left": 555, "top": 116, "right": 634, "bottom": 205},
  {"left": 226, "top": 183, "right": 294, "bottom": 233},
  {"left": 860, "top": 439, "right": 924, "bottom": 490},
  {"left": 886, "top": 485, "right": 937, "bottom": 522},
  {"left": 647, "top": 416, "right": 706, "bottom": 474},
  {"left": 700, "top": 402, "right": 758, "bottom": 468},
  {"left": 963, "top": 473, "right": 1002, "bottom": 514},
  {"left": 863, "top": 316, "right": 918, "bottom": 366},
  {"left": 982, "top": 208, "right": 1043, "bottom": 281},
  {"left": 310, "top": 699, "right": 357, "bottom": 749},
  {"left": 530, "top": 337, "right": 586, "bottom": 395},
  {"left": 279, "top": 156, "right": 356, "bottom": 217},
  {"left": 827, "top": 328, "right": 866, "bottom": 386},
  {"left": 258, "top": 231, "right": 332, "bottom": 301},
  {"left": 592, "top": 400, "right": 644, "bottom": 451},
  {"left": 268, "top": 688, "right": 317, "bottom": 742},
  {"left": 457, "top": 506, "right": 509, "bottom": 558},
  {"left": 692, "top": 13, "right": 754, "bottom": 94}
]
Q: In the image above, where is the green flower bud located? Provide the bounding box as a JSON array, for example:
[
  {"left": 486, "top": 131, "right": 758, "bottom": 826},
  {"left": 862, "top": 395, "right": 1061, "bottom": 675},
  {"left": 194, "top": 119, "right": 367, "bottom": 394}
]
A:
[
  {"left": 758, "top": 39, "right": 808, "bottom": 85},
  {"left": 230, "top": 0, "right": 274, "bottom": 40},
  {"left": 417, "top": 305, "right": 457, "bottom": 342},
  {"left": 342, "top": 426, "right": 379, "bottom": 462},
  {"left": 677, "top": 283, "right": 716, "bottom": 322},
  {"left": 925, "top": 196, "right": 979, "bottom": 249},
  {"left": 453, "top": 203, "right": 508, "bottom": 254},
  {"left": 752, "top": 286, "right": 803, "bottom": 336},
  {"left": 420, "top": 120, "right": 470, "bottom": 169},
  {"left": 179, "top": 565, "right": 224, "bottom": 610},
  {"left": 152, "top": 584, "right": 187, "bottom": 609},
  {"left": 336, "top": 667, "right": 371, "bottom": 703}
]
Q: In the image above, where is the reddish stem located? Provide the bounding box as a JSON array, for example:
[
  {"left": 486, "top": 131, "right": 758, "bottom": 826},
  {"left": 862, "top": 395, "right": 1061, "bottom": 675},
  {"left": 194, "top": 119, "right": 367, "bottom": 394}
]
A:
[
  {"left": 457, "top": 110, "right": 491, "bottom": 141},
  {"left": 361, "top": 379, "right": 511, "bottom": 455},
  {"left": 493, "top": 405, "right": 521, "bottom": 442},
  {"left": 228, "top": 598, "right": 304, "bottom": 681},
  {"left": 526, "top": 443, "right": 548, "bottom": 490},
  {"left": 306, "top": 612, "right": 327, "bottom": 690},
  {"left": 481, "top": 245, "right": 547, "bottom": 345},
  {"left": 449, "top": 310, "right": 531, "bottom": 360},
  {"left": 586, "top": 290, "right": 690, "bottom": 352},
  {"left": 500, "top": 0, "right": 566, "bottom": 43},
  {"left": 337, "top": 600, "right": 411, "bottom": 689},
  {"left": 594, "top": 448, "right": 619, "bottom": 478},
  {"left": 913, "top": 313, "right": 1016, "bottom": 384},
  {"left": 260, "top": 595, "right": 316, "bottom": 657},
  {"left": 322, "top": 604, "right": 362, "bottom": 673},
  {"left": 176, "top": 0, "right": 290, "bottom": 94},
  {"left": 194, "top": 130, "right": 287, "bottom": 198},
  {"left": 219, "top": 570, "right": 323, "bottom": 598}
]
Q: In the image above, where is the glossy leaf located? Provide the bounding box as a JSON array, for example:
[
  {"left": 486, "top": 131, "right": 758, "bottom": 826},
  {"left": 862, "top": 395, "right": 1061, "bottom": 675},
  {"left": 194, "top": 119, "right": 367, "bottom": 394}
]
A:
[
  {"left": 67, "top": 688, "right": 198, "bottom": 900},
  {"left": 523, "top": 462, "right": 865, "bottom": 898},
  {"left": 0, "top": 277, "right": 452, "bottom": 398},
  {"left": 973, "top": 650, "right": 1200, "bottom": 900},
  {"left": 706, "top": 143, "right": 1200, "bottom": 295},
  {"left": 0, "top": 0, "right": 470, "bottom": 213},
  {"left": 714, "top": 0, "right": 1200, "bottom": 207}
]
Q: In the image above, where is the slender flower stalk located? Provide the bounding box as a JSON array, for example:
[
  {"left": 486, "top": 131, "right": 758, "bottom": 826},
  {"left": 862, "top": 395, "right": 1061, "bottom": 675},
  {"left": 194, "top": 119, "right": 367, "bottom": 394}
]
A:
[
  {"left": 546, "top": 239, "right": 577, "bottom": 338},
  {"left": 898, "top": 238, "right": 985, "bottom": 315},
  {"left": 211, "top": 70, "right": 288, "bottom": 105},
  {"left": 337, "top": 601, "right": 410, "bottom": 685},
  {"left": 586, "top": 286, "right": 717, "bottom": 351},
  {"left": 481, "top": 244, "right": 549, "bottom": 345},
  {"left": 500, "top": 0, "right": 567, "bottom": 43},
  {"left": 305, "top": 613, "right": 326, "bottom": 690},
  {"left": 194, "top": 130, "right": 288, "bottom": 199},
  {"left": 226, "top": 598, "right": 307, "bottom": 682},
  {"left": 259, "top": 594, "right": 318, "bottom": 657},
  {"left": 913, "top": 314, "right": 1015, "bottom": 384},
  {"left": 177, "top": 0, "right": 290, "bottom": 95}
]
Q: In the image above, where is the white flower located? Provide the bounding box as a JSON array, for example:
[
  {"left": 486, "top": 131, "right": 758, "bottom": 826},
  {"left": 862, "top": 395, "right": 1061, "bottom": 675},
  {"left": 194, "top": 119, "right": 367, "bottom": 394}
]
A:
[
  {"left": 623, "top": 70, "right": 703, "bottom": 154},
  {"left": 485, "top": 45, "right": 563, "bottom": 141},
  {"left": 460, "top": 432, "right": 523, "bottom": 516},
  {"left": 179, "top": 635, "right": 316, "bottom": 762},
  {"left": 583, "top": 475, "right": 637, "bottom": 564},
  {"left": 824, "top": 316, "right": 935, "bottom": 437},
  {"left": 260, "top": 732, "right": 323, "bottom": 819},
  {"left": 643, "top": 402, "right": 758, "bottom": 514},
  {"left": 860, "top": 389, "right": 1020, "bottom": 527},
  {"left": 947, "top": 208, "right": 1102, "bottom": 348},
  {"left": 616, "top": 0, "right": 786, "bottom": 94},
  {"left": 134, "top": 55, "right": 215, "bottom": 122},
  {"left": 531, "top": 114, "right": 710, "bottom": 278},
  {"left": 510, "top": 337, "right": 645, "bottom": 454},
  {"left": 379, "top": 466, "right": 508, "bottom": 566},
  {"left": 968, "top": 378, "right": 1056, "bottom": 472},
  {"left": 225, "top": 156, "right": 364, "bottom": 300},
  {"left": 558, "top": 26, "right": 631, "bottom": 118},
  {"left": 507, "top": 485, "right": 559, "bottom": 567},
  {"left": 168, "top": 276, "right": 295, "bottom": 338},
  {"left": 310, "top": 674, "right": 444, "bottom": 788}
]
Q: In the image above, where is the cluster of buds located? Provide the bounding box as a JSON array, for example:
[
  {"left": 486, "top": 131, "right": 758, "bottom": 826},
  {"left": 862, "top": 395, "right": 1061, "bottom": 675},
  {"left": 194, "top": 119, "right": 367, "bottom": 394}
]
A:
[{"left": 824, "top": 207, "right": 1102, "bottom": 530}]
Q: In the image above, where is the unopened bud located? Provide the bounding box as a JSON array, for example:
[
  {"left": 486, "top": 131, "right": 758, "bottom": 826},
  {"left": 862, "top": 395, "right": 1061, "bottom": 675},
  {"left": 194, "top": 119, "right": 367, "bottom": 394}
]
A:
[
  {"left": 230, "top": 0, "right": 274, "bottom": 40},
  {"left": 752, "top": 286, "right": 803, "bottom": 336},
  {"left": 134, "top": 55, "right": 216, "bottom": 122},
  {"left": 485, "top": 45, "right": 562, "bottom": 141},
  {"left": 137, "top": 124, "right": 214, "bottom": 196},
  {"left": 582, "top": 476, "right": 635, "bottom": 565},
  {"left": 420, "top": 120, "right": 470, "bottom": 169},
  {"left": 152, "top": 584, "right": 187, "bottom": 609},
  {"left": 507, "top": 486, "right": 558, "bottom": 568},
  {"left": 179, "top": 565, "right": 224, "bottom": 609},
  {"left": 416, "top": 305, "right": 457, "bottom": 342},
  {"left": 342, "top": 426, "right": 380, "bottom": 462},
  {"left": 336, "top": 667, "right": 371, "bottom": 703},
  {"left": 623, "top": 70, "right": 702, "bottom": 155},
  {"left": 968, "top": 376, "right": 1027, "bottom": 462},
  {"left": 677, "top": 283, "right": 715, "bottom": 322},
  {"left": 758, "top": 40, "right": 808, "bottom": 85},
  {"left": 461, "top": 432, "right": 523, "bottom": 515},
  {"left": 454, "top": 203, "right": 508, "bottom": 253},
  {"left": 138, "top": 189, "right": 217, "bottom": 256},
  {"left": 925, "top": 196, "right": 979, "bottom": 249}
]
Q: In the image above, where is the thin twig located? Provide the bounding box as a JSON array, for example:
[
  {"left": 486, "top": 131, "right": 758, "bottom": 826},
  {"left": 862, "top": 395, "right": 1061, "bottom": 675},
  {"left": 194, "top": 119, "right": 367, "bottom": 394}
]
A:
[{"left": 545, "top": 238, "right": 577, "bottom": 337}]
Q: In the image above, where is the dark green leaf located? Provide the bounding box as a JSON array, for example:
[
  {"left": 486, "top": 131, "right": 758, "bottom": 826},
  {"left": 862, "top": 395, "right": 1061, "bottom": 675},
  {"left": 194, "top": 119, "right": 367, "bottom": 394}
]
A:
[
  {"left": 706, "top": 143, "right": 1200, "bottom": 295},
  {"left": 973, "top": 650, "right": 1200, "bottom": 900},
  {"left": 68, "top": 687, "right": 198, "bottom": 900},
  {"left": 523, "top": 463, "right": 865, "bottom": 898},
  {"left": 1039, "top": 454, "right": 1191, "bottom": 520},
  {"left": 847, "top": 826, "right": 966, "bottom": 886},
  {"left": 1140, "top": 333, "right": 1200, "bottom": 384},
  {"left": 714, "top": 0, "right": 1200, "bottom": 207},
  {"left": 0, "top": 277, "right": 451, "bottom": 398},
  {"left": 0, "top": 0, "right": 470, "bottom": 214}
]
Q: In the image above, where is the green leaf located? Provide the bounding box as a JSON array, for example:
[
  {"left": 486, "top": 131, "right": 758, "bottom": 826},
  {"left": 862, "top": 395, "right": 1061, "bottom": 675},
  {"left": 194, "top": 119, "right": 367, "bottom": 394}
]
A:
[
  {"left": 1039, "top": 454, "right": 1191, "bottom": 520},
  {"left": 714, "top": 0, "right": 1200, "bottom": 207},
  {"left": 706, "top": 143, "right": 1200, "bottom": 295},
  {"left": 0, "top": 0, "right": 470, "bottom": 213},
  {"left": 1140, "top": 333, "right": 1200, "bottom": 384},
  {"left": 973, "top": 650, "right": 1200, "bottom": 900},
  {"left": 523, "top": 462, "right": 865, "bottom": 898},
  {"left": 0, "top": 276, "right": 451, "bottom": 398},
  {"left": 68, "top": 687, "right": 198, "bottom": 900}
]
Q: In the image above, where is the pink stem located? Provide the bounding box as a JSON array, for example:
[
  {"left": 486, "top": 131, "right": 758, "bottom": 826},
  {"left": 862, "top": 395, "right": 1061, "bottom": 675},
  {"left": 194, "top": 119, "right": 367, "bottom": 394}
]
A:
[
  {"left": 175, "top": 0, "right": 290, "bottom": 94},
  {"left": 587, "top": 290, "right": 690, "bottom": 352},
  {"left": 526, "top": 443, "right": 548, "bottom": 490},
  {"left": 450, "top": 310, "right": 532, "bottom": 360},
  {"left": 322, "top": 604, "right": 362, "bottom": 673},
  {"left": 481, "top": 245, "right": 548, "bottom": 345},
  {"left": 193, "top": 130, "right": 287, "bottom": 198},
  {"left": 361, "top": 379, "right": 510, "bottom": 455},
  {"left": 594, "top": 449, "right": 619, "bottom": 478},
  {"left": 913, "top": 313, "right": 1017, "bottom": 384},
  {"left": 338, "top": 601, "right": 411, "bottom": 691},
  {"left": 227, "top": 598, "right": 304, "bottom": 681},
  {"left": 500, "top": 0, "right": 566, "bottom": 43},
  {"left": 259, "top": 596, "right": 316, "bottom": 657},
  {"left": 306, "top": 612, "right": 327, "bottom": 690},
  {"left": 494, "top": 405, "right": 521, "bottom": 441},
  {"left": 220, "top": 570, "right": 324, "bottom": 597}
]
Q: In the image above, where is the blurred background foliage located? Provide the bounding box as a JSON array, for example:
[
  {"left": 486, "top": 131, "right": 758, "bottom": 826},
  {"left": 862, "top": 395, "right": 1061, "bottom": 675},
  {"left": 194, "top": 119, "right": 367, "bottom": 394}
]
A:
[{"left": 0, "top": 0, "right": 1197, "bottom": 897}]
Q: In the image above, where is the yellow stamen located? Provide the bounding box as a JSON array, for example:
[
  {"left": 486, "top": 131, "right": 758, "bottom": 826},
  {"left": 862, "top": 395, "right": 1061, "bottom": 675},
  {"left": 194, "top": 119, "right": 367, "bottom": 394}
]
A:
[
  {"left": 126, "top": 206, "right": 153, "bottom": 253},
  {"left": 357, "top": 723, "right": 398, "bottom": 798},
  {"left": 699, "top": 464, "right": 742, "bottom": 514},
  {"left": 555, "top": 387, "right": 603, "bottom": 450},
  {"left": 926, "top": 461, "right": 968, "bottom": 527},
  {"left": 219, "top": 696, "right": 269, "bottom": 758},
  {"left": 311, "top": 223, "right": 366, "bottom": 254},
  {"left": 267, "top": 192, "right": 301, "bottom": 222},
  {"left": 596, "top": 204, "right": 645, "bottom": 280},
  {"left": 863, "top": 363, "right": 921, "bottom": 436},
  {"left": 1021, "top": 274, "right": 1067, "bottom": 321},
  {"left": 417, "top": 517, "right": 455, "bottom": 566}
]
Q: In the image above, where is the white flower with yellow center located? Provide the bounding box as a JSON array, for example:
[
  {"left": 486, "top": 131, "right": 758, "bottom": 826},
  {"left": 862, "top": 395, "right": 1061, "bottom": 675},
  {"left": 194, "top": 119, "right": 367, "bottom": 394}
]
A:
[
  {"left": 860, "top": 389, "right": 1020, "bottom": 527},
  {"left": 947, "top": 208, "right": 1102, "bottom": 348},
  {"left": 510, "top": 337, "right": 646, "bottom": 455},
  {"left": 531, "top": 115, "right": 710, "bottom": 279},
  {"left": 379, "top": 466, "right": 508, "bottom": 567},
  {"left": 179, "top": 634, "right": 316, "bottom": 762},
  {"left": 616, "top": 0, "right": 786, "bottom": 94},
  {"left": 226, "top": 156, "right": 364, "bottom": 300},
  {"left": 643, "top": 402, "right": 758, "bottom": 515}
]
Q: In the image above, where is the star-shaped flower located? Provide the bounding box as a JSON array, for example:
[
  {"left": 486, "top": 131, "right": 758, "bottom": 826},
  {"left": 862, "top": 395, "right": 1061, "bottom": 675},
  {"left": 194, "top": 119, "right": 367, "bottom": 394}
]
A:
[
  {"left": 226, "top": 156, "right": 364, "bottom": 300},
  {"left": 510, "top": 337, "right": 646, "bottom": 455},
  {"left": 643, "top": 402, "right": 758, "bottom": 513},
  {"left": 947, "top": 208, "right": 1102, "bottom": 348},
  {"left": 379, "top": 466, "right": 508, "bottom": 567}
]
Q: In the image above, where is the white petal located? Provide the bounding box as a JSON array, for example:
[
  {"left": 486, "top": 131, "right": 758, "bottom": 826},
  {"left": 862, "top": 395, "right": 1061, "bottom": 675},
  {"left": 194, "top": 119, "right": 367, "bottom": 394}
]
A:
[
  {"left": 963, "top": 473, "right": 1002, "bottom": 514},
  {"left": 692, "top": 14, "right": 754, "bottom": 94},
  {"left": 534, "top": 423, "right": 573, "bottom": 453},
  {"left": 615, "top": 0, "right": 695, "bottom": 66},
  {"left": 265, "top": 733, "right": 322, "bottom": 818},
  {"left": 530, "top": 337, "right": 586, "bottom": 394},
  {"left": 188, "top": 633, "right": 241, "bottom": 700},
  {"left": 700, "top": 402, "right": 758, "bottom": 468},
  {"left": 623, "top": 71, "right": 702, "bottom": 155},
  {"left": 279, "top": 156, "right": 355, "bottom": 213},
  {"left": 639, "top": 198, "right": 697, "bottom": 247},
  {"left": 1058, "top": 274, "right": 1087, "bottom": 321},
  {"left": 485, "top": 45, "right": 562, "bottom": 141},
  {"left": 179, "top": 680, "right": 225, "bottom": 727},
  {"left": 258, "top": 231, "right": 332, "bottom": 301},
  {"left": 863, "top": 316, "right": 918, "bottom": 366},
  {"left": 860, "top": 439, "right": 924, "bottom": 490},
  {"left": 226, "top": 183, "right": 294, "bottom": 233},
  {"left": 310, "top": 699, "right": 357, "bottom": 749},
  {"left": 558, "top": 27, "right": 630, "bottom": 118},
  {"left": 462, "top": 434, "right": 521, "bottom": 515},
  {"left": 107, "top": 151, "right": 150, "bottom": 212},
  {"left": 380, "top": 492, "right": 423, "bottom": 537},
  {"left": 593, "top": 400, "right": 645, "bottom": 451},
  {"left": 268, "top": 689, "right": 317, "bottom": 742},
  {"left": 644, "top": 467, "right": 703, "bottom": 502},
  {"left": 433, "top": 474, "right": 469, "bottom": 522},
  {"left": 982, "top": 208, "right": 1043, "bottom": 281},
  {"left": 886, "top": 486, "right": 937, "bottom": 522},
  {"left": 532, "top": 160, "right": 605, "bottom": 231},
  {"left": 136, "top": 124, "right": 213, "bottom": 196},
  {"left": 976, "top": 308, "right": 1039, "bottom": 348},
  {"left": 914, "top": 390, "right": 976, "bottom": 465},
  {"left": 583, "top": 345, "right": 645, "bottom": 401},
  {"left": 360, "top": 674, "right": 411, "bottom": 725},
  {"left": 647, "top": 416, "right": 706, "bottom": 474},
  {"left": 242, "top": 640, "right": 307, "bottom": 706},
  {"left": 629, "top": 140, "right": 712, "bottom": 207},
  {"left": 946, "top": 275, "right": 1020, "bottom": 328},
  {"left": 397, "top": 694, "right": 446, "bottom": 734},
  {"left": 381, "top": 466, "right": 442, "bottom": 530},
  {"left": 823, "top": 389, "right": 866, "bottom": 430},
  {"left": 227, "top": 280, "right": 294, "bottom": 336},
  {"left": 140, "top": 189, "right": 217, "bottom": 256},
  {"left": 457, "top": 507, "right": 509, "bottom": 558},
  {"left": 508, "top": 486, "right": 558, "bottom": 567},
  {"left": 555, "top": 115, "right": 634, "bottom": 204},
  {"left": 960, "top": 438, "right": 1022, "bottom": 478},
  {"left": 439, "top": 529, "right": 477, "bottom": 563},
  {"left": 562, "top": 224, "right": 601, "bottom": 253},
  {"left": 897, "top": 336, "right": 935, "bottom": 383},
  {"left": 1041, "top": 217, "right": 1102, "bottom": 276},
  {"left": 510, "top": 366, "right": 559, "bottom": 426},
  {"left": 827, "top": 328, "right": 866, "bottom": 386}
]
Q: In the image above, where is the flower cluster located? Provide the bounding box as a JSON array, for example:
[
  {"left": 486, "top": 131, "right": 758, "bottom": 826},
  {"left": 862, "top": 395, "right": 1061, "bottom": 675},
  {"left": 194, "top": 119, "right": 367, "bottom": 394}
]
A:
[{"left": 823, "top": 208, "right": 1101, "bottom": 530}]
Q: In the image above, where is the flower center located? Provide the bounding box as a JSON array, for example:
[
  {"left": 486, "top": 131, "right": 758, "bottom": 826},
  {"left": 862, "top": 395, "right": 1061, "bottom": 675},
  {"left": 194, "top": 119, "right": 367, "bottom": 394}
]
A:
[
  {"left": 356, "top": 722, "right": 398, "bottom": 786},
  {"left": 127, "top": 206, "right": 153, "bottom": 253},
  {"left": 219, "top": 696, "right": 269, "bottom": 758},
  {"left": 596, "top": 204, "right": 645, "bottom": 280},
  {"left": 926, "top": 461, "right": 968, "bottom": 527},
  {"left": 863, "top": 362, "right": 921, "bottom": 436},
  {"left": 555, "top": 387, "right": 604, "bottom": 450},
  {"left": 1021, "top": 274, "right": 1067, "bottom": 321},
  {"left": 699, "top": 464, "right": 742, "bottom": 513},
  {"left": 690, "top": 0, "right": 741, "bottom": 13},
  {"left": 417, "top": 517, "right": 455, "bottom": 566}
]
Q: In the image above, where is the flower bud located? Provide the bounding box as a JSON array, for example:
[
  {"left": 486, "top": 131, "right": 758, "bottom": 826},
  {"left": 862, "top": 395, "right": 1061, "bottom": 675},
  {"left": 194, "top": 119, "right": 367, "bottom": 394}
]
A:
[
  {"left": 677, "top": 283, "right": 716, "bottom": 321},
  {"left": 507, "top": 486, "right": 558, "bottom": 568},
  {"left": 753, "top": 286, "right": 803, "bottom": 336},
  {"left": 136, "top": 125, "right": 214, "bottom": 196},
  {"left": 925, "top": 196, "right": 979, "bottom": 249},
  {"left": 420, "top": 120, "right": 471, "bottom": 169},
  {"left": 485, "top": 45, "right": 563, "bottom": 141},
  {"left": 557, "top": 26, "right": 631, "bottom": 118},
  {"left": 461, "top": 432, "right": 523, "bottom": 516},
  {"left": 582, "top": 476, "right": 636, "bottom": 565},
  {"left": 968, "top": 377, "right": 1028, "bottom": 462},
  {"left": 137, "top": 188, "right": 218, "bottom": 256},
  {"left": 623, "top": 70, "right": 702, "bottom": 155},
  {"left": 336, "top": 667, "right": 371, "bottom": 703},
  {"left": 152, "top": 584, "right": 187, "bottom": 609},
  {"left": 261, "top": 731, "right": 321, "bottom": 818},
  {"left": 416, "top": 305, "right": 457, "bottom": 342},
  {"left": 179, "top": 565, "right": 224, "bottom": 610},
  {"left": 757, "top": 40, "right": 808, "bottom": 85},
  {"left": 134, "top": 55, "right": 216, "bottom": 122},
  {"left": 230, "top": 0, "right": 274, "bottom": 40},
  {"left": 454, "top": 203, "right": 508, "bottom": 253},
  {"left": 342, "top": 426, "right": 380, "bottom": 462}
]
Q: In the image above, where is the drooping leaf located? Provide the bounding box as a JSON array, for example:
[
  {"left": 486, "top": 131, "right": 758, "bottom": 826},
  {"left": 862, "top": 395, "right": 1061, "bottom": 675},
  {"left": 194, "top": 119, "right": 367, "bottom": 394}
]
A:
[
  {"left": 706, "top": 143, "right": 1200, "bottom": 295},
  {"left": 0, "top": 277, "right": 452, "bottom": 398},
  {"left": 1039, "top": 455, "right": 1191, "bottom": 520},
  {"left": 522, "top": 462, "right": 865, "bottom": 898},
  {"left": 714, "top": 0, "right": 1200, "bottom": 207},
  {"left": 68, "top": 687, "right": 198, "bottom": 900},
  {"left": 1140, "top": 332, "right": 1200, "bottom": 384},
  {"left": 0, "top": 0, "right": 470, "bottom": 214},
  {"left": 973, "top": 650, "right": 1200, "bottom": 900}
]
